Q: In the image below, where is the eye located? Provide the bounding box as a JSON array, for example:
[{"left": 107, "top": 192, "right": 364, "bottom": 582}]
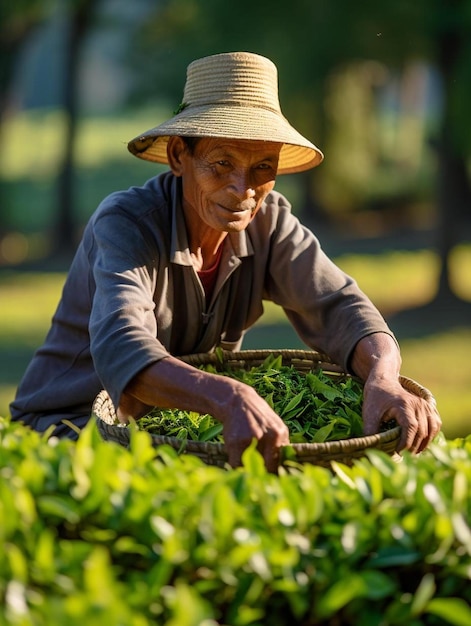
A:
[
  {"left": 256, "top": 159, "right": 278, "bottom": 171},
  {"left": 254, "top": 163, "right": 277, "bottom": 178}
]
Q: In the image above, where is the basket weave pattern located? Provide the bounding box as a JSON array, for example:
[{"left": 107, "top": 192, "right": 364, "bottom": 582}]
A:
[{"left": 93, "top": 349, "right": 434, "bottom": 468}]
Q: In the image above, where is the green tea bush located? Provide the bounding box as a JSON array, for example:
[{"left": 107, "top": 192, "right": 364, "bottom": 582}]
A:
[{"left": 0, "top": 416, "right": 470, "bottom": 626}]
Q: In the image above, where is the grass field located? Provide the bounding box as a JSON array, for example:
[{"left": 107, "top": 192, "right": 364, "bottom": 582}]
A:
[{"left": 1, "top": 247, "right": 470, "bottom": 439}]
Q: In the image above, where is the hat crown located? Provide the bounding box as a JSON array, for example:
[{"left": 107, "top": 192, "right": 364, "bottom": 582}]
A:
[
  {"left": 182, "top": 52, "right": 282, "bottom": 114},
  {"left": 127, "top": 51, "right": 324, "bottom": 174}
]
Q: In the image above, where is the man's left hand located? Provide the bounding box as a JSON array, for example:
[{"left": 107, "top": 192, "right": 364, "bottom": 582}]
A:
[{"left": 362, "top": 376, "right": 442, "bottom": 453}]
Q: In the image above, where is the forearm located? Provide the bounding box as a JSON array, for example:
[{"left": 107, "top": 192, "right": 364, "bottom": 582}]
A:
[
  {"left": 119, "top": 355, "right": 242, "bottom": 420},
  {"left": 350, "top": 332, "right": 402, "bottom": 383}
]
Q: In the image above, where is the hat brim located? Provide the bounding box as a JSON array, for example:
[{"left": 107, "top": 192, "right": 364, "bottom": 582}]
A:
[{"left": 128, "top": 105, "right": 323, "bottom": 175}]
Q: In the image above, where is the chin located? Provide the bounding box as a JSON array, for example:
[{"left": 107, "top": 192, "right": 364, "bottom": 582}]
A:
[{"left": 225, "top": 221, "right": 249, "bottom": 233}]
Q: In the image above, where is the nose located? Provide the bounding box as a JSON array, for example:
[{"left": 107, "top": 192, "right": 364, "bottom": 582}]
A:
[{"left": 229, "top": 169, "right": 256, "bottom": 201}]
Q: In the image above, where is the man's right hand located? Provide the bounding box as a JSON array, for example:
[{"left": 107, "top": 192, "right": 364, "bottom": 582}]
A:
[
  {"left": 214, "top": 381, "right": 290, "bottom": 471},
  {"left": 119, "top": 355, "right": 290, "bottom": 471}
]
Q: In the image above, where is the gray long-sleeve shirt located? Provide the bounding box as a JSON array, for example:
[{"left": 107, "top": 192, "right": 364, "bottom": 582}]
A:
[{"left": 10, "top": 171, "right": 394, "bottom": 436}]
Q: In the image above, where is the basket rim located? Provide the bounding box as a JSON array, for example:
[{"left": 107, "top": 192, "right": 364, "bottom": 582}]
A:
[
  {"left": 93, "top": 390, "right": 401, "bottom": 455},
  {"left": 180, "top": 348, "right": 342, "bottom": 373},
  {"left": 91, "top": 348, "right": 436, "bottom": 459},
  {"left": 179, "top": 348, "right": 435, "bottom": 403}
]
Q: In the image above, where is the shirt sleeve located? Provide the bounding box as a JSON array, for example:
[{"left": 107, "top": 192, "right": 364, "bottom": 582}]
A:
[
  {"left": 261, "top": 197, "right": 397, "bottom": 371},
  {"left": 88, "top": 210, "right": 169, "bottom": 409}
]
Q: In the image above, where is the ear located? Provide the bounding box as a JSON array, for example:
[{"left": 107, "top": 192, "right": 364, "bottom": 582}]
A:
[{"left": 166, "top": 136, "right": 187, "bottom": 176}]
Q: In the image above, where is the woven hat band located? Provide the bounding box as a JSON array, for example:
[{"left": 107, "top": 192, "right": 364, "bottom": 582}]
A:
[{"left": 183, "top": 53, "right": 282, "bottom": 114}]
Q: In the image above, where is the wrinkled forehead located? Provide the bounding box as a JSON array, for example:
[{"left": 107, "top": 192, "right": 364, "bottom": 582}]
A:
[{"left": 191, "top": 136, "right": 283, "bottom": 160}]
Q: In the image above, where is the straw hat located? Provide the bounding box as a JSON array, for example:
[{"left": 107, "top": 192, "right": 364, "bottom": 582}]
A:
[{"left": 127, "top": 52, "right": 324, "bottom": 175}]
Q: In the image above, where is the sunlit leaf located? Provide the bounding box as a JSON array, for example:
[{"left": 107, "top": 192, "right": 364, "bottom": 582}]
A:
[{"left": 426, "top": 597, "right": 471, "bottom": 626}]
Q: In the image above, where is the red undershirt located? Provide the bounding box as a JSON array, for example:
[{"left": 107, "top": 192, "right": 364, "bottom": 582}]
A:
[{"left": 197, "top": 246, "right": 223, "bottom": 302}]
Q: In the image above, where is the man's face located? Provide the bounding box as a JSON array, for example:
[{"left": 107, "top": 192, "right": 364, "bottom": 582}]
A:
[{"left": 171, "top": 137, "right": 282, "bottom": 233}]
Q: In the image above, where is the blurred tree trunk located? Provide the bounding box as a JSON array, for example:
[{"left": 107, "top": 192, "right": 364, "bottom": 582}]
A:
[
  {"left": 434, "top": 8, "right": 471, "bottom": 301},
  {"left": 0, "top": 2, "right": 50, "bottom": 235},
  {"left": 53, "top": 0, "right": 95, "bottom": 257},
  {"left": 435, "top": 136, "right": 470, "bottom": 301}
]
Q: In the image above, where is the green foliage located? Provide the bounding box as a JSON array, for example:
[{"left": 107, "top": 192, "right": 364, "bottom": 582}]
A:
[
  {"left": 128, "top": 0, "right": 471, "bottom": 135},
  {"left": 1, "top": 416, "right": 470, "bottom": 625},
  {"left": 139, "top": 409, "right": 224, "bottom": 443}
]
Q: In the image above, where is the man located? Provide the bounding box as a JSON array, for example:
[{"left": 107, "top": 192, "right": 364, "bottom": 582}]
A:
[{"left": 10, "top": 52, "right": 441, "bottom": 470}]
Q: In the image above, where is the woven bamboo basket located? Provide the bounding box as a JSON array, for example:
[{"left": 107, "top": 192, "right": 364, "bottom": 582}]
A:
[{"left": 92, "top": 349, "right": 435, "bottom": 468}]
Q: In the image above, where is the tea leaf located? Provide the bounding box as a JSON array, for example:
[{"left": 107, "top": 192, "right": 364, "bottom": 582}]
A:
[{"left": 426, "top": 597, "right": 471, "bottom": 626}]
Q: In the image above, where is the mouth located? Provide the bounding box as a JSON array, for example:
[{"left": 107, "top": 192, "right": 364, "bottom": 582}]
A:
[
  {"left": 222, "top": 199, "right": 257, "bottom": 215},
  {"left": 213, "top": 201, "right": 257, "bottom": 232}
]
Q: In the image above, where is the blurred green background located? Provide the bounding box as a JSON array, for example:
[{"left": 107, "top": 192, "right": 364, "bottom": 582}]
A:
[{"left": 0, "top": 1, "right": 470, "bottom": 439}]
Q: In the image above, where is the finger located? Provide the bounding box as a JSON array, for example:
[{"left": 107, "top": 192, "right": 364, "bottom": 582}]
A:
[
  {"left": 410, "top": 425, "right": 425, "bottom": 454},
  {"left": 416, "top": 416, "right": 431, "bottom": 453},
  {"left": 258, "top": 436, "right": 286, "bottom": 473},
  {"left": 259, "top": 443, "right": 282, "bottom": 474},
  {"left": 260, "top": 426, "right": 289, "bottom": 473},
  {"left": 367, "top": 408, "right": 396, "bottom": 437},
  {"left": 362, "top": 419, "right": 377, "bottom": 437},
  {"left": 406, "top": 407, "right": 437, "bottom": 454},
  {"left": 227, "top": 439, "right": 282, "bottom": 472},
  {"left": 397, "top": 415, "right": 419, "bottom": 452},
  {"left": 430, "top": 410, "right": 443, "bottom": 441},
  {"left": 417, "top": 408, "right": 442, "bottom": 452},
  {"left": 226, "top": 445, "right": 244, "bottom": 469}
]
